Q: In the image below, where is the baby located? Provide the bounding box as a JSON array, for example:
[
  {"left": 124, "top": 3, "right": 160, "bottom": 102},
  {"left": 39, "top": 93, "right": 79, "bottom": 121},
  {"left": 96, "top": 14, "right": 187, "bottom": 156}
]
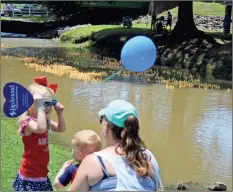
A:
[{"left": 54, "top": 130, "right": 102, "bottom": 190}]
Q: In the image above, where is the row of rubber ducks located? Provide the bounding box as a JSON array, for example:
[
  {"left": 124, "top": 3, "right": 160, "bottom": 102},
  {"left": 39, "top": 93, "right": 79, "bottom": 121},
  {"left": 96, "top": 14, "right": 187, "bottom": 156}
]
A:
[
  {"left": 25, "top": 63, "right": 108, "bottom": 82},
  {"left": 2, "top": 55, "right": 232, "bottom": 91}
]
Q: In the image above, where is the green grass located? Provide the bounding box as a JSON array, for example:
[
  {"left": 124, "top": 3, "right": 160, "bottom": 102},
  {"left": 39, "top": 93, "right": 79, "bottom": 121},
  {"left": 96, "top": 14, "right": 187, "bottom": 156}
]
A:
[
  {"left": 60, "top": 24, "right": 150, "bottom": 43},
  {"left": 61, "top": 25, "right": 118, "bottom": 42},
  {"left": 60, "top": 23, "right": 231, "bottom": 45},
  {"left": 1, "top": 117, "right": 71, "bottom": 191},
  {"left": 159, "top": 1, "right": 225, "bottom": 17}
]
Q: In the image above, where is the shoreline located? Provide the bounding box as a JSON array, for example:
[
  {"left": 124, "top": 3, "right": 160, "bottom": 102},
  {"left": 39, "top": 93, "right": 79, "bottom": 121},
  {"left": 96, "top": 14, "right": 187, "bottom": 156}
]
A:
[
  {"left": 1, "top": 49, "right": 232, "bottom": 90},
  {"left": 1, "top": 116, "right": 230, "bottom": 191}
]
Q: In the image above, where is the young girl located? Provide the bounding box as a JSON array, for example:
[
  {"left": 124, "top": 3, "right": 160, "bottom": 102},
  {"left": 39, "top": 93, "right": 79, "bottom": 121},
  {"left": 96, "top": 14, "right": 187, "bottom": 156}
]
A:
[{"left": 13, "top": 76, "right": 66, "bottom": 191}]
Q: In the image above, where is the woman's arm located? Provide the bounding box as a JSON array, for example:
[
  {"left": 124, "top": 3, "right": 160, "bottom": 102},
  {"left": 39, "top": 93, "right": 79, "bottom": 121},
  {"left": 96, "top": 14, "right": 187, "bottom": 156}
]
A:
[
  {"left": 146, "top": 150, "right": 164, "bottom": 191},
  {"left": 68, "top": 154, "right": 104, "bottom": 191},
  {"left": 68, "top": 156, "right": 93, "bottom": 191}
]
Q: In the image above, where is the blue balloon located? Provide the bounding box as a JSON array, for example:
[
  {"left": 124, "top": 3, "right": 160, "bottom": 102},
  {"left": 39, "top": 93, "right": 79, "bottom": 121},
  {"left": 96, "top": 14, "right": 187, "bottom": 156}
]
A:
[{"left": 120, "top": 36, "right": 157, "bottom": 72}]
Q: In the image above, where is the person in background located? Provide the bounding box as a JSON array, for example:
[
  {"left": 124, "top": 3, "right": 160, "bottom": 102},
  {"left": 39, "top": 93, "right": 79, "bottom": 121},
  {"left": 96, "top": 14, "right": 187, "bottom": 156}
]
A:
[
  {"left": 166, "top": 11, "right": 172, "bottom": 30},
  {"left": 223, "top": 14, "right": 232, "bottom": 37},
  {"left": 3, "top": 3, "right": 12, "bottom": 17}
]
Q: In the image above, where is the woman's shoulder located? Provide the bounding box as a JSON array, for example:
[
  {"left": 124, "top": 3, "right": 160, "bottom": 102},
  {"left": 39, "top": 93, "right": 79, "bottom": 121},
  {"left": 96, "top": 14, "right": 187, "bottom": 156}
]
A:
[
  {"left": 142, "top": 148, "right": 155, "bottom": 158},
  {"left": 86, "top": 148, "right": 121, "bottom": 164},
  {"left": 81, "top": 152, "right": 105, "bottom": 171},
  {"left": 94, "top": 148, "right": 156, "bottom": 160},
  {"left": 143, "top": 149, "right": 159, "bottom": 168}
]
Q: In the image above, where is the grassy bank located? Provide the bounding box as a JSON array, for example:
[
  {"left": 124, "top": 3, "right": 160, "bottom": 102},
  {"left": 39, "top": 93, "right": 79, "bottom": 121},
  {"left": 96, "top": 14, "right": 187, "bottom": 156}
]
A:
[
  {"left": 59, "top": 24, "right": 232, "bottom": 84},
  {"left": 1, "top": 116, "right": 71, "bottom": 191},
  {"left": 60, "top": 24, "right": 149, "bottom": 44},
  {"left": 60, "top": 24, "right": 231, "bottom": 46}
]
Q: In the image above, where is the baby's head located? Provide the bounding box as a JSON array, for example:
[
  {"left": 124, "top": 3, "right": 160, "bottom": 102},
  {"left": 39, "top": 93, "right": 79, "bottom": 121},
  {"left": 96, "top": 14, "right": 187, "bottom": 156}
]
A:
[{"left": 71, "top": 130, "right": 102, "bottom": 162}]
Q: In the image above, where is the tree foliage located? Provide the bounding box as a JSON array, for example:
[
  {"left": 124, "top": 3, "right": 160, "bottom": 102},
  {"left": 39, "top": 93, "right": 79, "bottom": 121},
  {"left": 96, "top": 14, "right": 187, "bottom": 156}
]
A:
[{"left": 39, "top": 1, "right": 115, "bottom": 17}]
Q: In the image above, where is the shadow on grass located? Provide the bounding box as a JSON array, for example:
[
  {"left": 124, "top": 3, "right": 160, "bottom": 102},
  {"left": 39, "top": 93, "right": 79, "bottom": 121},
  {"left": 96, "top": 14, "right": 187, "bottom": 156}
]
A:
[
  {"left": 88, "top": 27, "right": 158, "bottom": 59},
  {"left": 207, "top": 31, "right": 232, "bottom": 42},
  {"left": 151, "top": 29, "right": 232, "bottom": 81}
]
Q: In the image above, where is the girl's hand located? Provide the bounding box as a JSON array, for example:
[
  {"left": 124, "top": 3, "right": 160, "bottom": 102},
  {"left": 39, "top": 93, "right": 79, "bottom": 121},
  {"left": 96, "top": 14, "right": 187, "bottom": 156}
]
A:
[
  {"left": 62, "top": 160, "right": 74, "bottom": 170},
  {"left": 54, "top": 102, "right": 64, "bottom": 115}
]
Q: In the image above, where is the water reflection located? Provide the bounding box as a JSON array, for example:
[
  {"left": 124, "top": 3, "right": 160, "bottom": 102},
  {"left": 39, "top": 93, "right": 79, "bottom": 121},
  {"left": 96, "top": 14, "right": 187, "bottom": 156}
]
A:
[{"left": 193, "top": 92, "right": 232, "bottom": 185}]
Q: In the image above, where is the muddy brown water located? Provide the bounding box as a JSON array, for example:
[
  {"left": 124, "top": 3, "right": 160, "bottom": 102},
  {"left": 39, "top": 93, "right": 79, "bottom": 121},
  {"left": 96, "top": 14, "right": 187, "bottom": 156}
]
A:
[{"left": 1, "top": 38, "right": 232, "bottom": 189}]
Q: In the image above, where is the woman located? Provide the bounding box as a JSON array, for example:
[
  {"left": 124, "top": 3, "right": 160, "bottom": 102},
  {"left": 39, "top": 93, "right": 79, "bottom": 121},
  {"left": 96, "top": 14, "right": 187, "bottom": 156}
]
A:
[{"left": 68, "top": 99, "right": 163, "bottom": 191}]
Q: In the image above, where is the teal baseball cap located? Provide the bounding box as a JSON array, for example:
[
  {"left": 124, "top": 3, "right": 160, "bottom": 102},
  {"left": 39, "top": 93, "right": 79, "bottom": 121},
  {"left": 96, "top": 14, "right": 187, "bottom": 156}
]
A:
[{"left": 98, "top": 99, "right": 138, "bottom": 128}]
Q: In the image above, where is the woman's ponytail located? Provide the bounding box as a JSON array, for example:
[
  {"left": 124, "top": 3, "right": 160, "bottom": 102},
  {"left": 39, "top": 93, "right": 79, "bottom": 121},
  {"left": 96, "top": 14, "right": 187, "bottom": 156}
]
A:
[{"left": 118, "top": 115, "right": 149, "bottom": 176}]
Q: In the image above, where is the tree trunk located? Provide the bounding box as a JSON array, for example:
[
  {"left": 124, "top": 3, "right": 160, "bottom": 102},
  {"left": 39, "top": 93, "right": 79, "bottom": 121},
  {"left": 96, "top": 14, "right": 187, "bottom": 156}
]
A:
[
  {"left": 170, "top": 1, "right": 198, "bottom": 38},
  {"left": 156, "top": 1, "right": 217, "bottom": 45},
  {"left": 163, "top": 1, "right": 217, "bottom": 45}
]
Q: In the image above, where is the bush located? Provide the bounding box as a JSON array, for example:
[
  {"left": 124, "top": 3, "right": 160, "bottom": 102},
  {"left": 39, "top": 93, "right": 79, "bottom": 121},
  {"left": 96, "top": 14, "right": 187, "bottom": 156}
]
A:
[{"left": 213, "top": 57, "right": 232, "bottom": 80}]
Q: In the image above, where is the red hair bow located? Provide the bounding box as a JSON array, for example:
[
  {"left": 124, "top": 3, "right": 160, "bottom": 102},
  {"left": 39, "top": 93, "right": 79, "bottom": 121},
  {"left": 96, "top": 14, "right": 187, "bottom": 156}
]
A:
[{"left": 34, "top": 76, "right": 58, "bottom": 93}]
